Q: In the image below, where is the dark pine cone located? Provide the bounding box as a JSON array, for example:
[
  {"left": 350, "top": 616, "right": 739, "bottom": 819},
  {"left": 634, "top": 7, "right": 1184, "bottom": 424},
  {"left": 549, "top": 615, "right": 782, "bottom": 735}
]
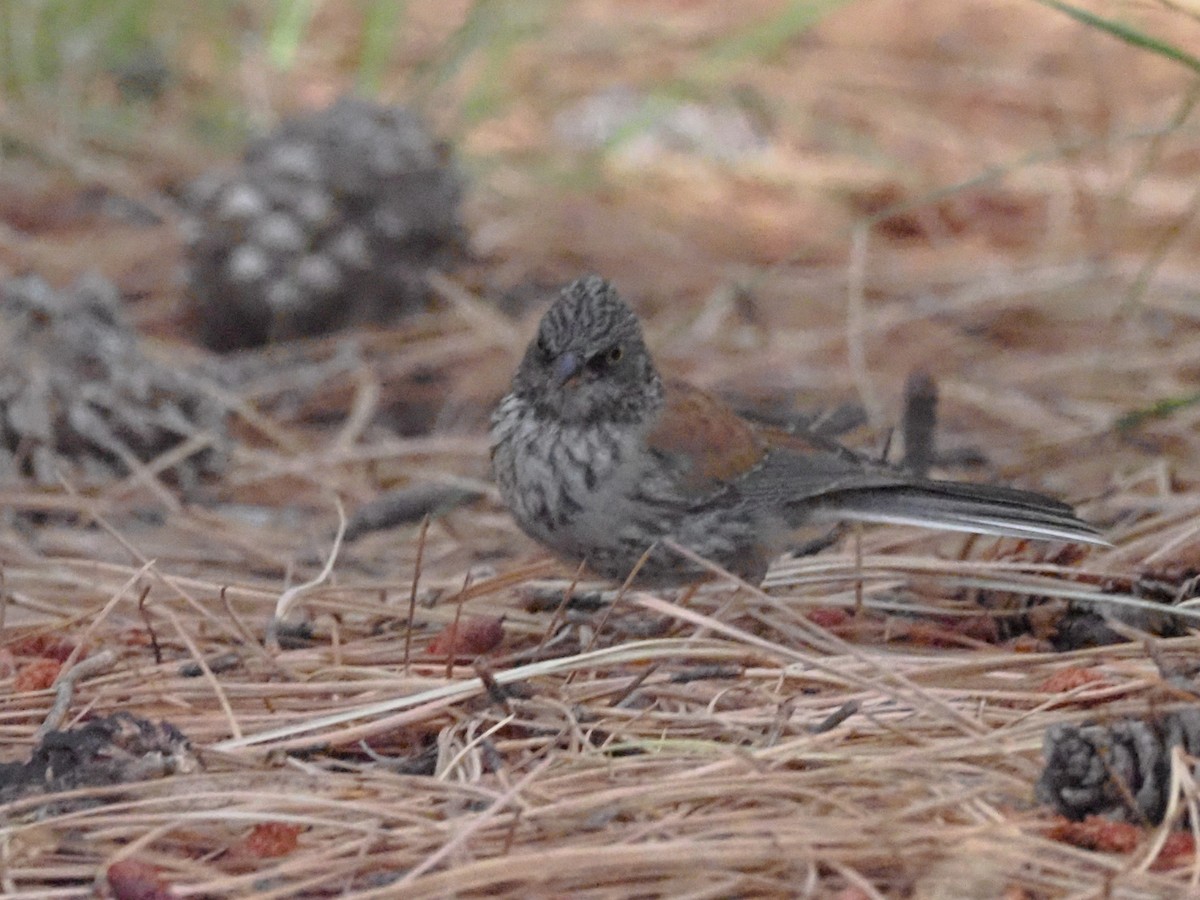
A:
[
  {"left": 0, "top": 712, "right": 196, "bottom": 808},
  {"left": 1037, "top": 709, "right": 1200, "bottom": 824},
  {"left": 182, "top": 96, "right": 467, "bottom": 351},
  {"left": 0, "top": 274, "right": 227, "bottom": 487}
]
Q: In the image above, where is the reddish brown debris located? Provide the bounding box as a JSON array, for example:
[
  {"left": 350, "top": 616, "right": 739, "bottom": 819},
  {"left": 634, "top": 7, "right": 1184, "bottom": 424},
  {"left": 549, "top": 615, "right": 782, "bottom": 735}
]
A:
[
  {"left": 106, "top": 859, "right": 176, "bottom": 900},
  {"left": 1038, "top": 667, "right": 1109, "bottom": 693},
  {"left": 426, "top": 615, "right": 505, "bottom": 658},
  {"left": 1045, "top": 815, "right": 1141, "bottom": 854},
  {"left": 235, "top": 822, "right": 304, "bottom": 859},
  {"left": 14, "top": 658, "right": 61, "bottom": 692}
]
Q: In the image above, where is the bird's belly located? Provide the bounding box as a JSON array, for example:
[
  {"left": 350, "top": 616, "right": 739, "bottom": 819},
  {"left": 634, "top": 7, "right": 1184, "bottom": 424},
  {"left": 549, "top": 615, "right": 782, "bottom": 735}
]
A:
[
  {"left": 492, "top": 410, "right": 636, "bottom": 553},
  {"left": 492, "top": 404, "right": 780, "bottom": 584}
]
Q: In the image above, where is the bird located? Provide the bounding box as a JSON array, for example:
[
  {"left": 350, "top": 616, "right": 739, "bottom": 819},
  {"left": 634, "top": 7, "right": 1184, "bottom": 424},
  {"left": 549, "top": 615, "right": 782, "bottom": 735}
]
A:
[{"left": 490, "top": 275, "right": 1107, "bottom": 587}]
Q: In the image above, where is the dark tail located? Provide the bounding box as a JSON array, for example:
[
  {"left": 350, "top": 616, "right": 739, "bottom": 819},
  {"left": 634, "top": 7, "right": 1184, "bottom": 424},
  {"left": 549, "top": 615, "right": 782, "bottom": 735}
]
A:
[{"left": 813, "top": 480, "right": 1108, "bottom": 546}]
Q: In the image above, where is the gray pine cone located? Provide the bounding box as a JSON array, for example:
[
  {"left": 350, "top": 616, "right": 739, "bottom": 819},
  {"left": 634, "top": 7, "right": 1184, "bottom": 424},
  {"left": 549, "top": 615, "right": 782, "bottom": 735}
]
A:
[
  {"left": 183, "top": 96, "right": 466, "bottom": 350},
  {"left": 0, "top": 274, "right": 226, "bottom": 487},
  {"left": 1037, "top": 709, "right": 1200, "bottom": 824}
]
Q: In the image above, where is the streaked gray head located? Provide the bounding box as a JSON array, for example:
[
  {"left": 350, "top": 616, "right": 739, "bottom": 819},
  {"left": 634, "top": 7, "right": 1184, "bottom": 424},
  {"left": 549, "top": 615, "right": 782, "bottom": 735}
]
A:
[{"left": 511, "top": 276, "right": 662, "bottom": 424}]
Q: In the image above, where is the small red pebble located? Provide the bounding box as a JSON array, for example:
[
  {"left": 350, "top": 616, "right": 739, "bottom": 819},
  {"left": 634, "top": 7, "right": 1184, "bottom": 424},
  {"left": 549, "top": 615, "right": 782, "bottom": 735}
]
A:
[
  {"left": 106, "top": 859, "right": 175, "bottom": 900},
  {"left": 1039, "top": 667, "right": 1108, "bottom": 693},
  {"left": 14, "top": 658, "right": 61, "bottom": 692},
  {"left": 427, "top": 615, "right": 504, "bottom": 657},
  {"left": 806, "top": 607, "right": 849, "bottom": 628},
  {"left": 237, "top": 821, "right": 303, "bottom": 858}
]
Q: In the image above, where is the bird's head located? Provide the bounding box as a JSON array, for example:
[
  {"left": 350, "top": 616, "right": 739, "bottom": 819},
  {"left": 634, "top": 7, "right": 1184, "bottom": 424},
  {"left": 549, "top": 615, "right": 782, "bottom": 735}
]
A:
[{"left": 511, "top": 276, "right": 663, "bottom": 425}]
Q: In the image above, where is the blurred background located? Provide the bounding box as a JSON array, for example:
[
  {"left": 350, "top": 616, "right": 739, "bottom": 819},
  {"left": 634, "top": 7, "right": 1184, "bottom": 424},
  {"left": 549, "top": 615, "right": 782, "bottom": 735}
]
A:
[{"left": 2, "top": 0, "right": 1199, "bottom": 483}]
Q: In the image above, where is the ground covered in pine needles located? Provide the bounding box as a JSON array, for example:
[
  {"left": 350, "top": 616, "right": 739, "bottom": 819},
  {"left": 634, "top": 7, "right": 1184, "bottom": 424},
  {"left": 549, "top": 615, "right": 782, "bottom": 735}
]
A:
[{"left": 3, "top": 1, "right": 1200, "bottom": 897}]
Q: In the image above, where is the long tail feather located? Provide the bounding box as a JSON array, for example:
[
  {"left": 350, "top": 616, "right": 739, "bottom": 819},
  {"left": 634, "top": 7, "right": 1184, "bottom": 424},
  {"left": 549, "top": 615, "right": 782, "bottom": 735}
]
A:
[{"left": 812, "top": 481, "right": 1109, "bottom": 546}]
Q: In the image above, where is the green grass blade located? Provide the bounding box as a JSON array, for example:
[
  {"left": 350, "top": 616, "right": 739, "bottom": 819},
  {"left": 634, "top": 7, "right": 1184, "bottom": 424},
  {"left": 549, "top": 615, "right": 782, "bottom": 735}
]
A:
[
  {"left": 1036, "top": 0, "right": 1200, "bottom": 75},
  {"left": 1116, "top": 391, "right": 1200, "bottom": 431},
  {"left": 706, "top": 0, "right": 850, "bottom": 64},
  {"left": 356, "top": 0, "right": 407, "bottom": 93},
  {"left": 267, "top": 0, "right": 317, "bottom": 71}
]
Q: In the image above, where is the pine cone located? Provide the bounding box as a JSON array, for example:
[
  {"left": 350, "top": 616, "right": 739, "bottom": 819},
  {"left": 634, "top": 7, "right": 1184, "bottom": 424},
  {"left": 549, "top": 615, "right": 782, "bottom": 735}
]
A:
[
  {"left": 1037, "top": 709, "right": 1200, "bottom": 823},
  {"left": 183, "top": 96, "right": 466, "bottom": 350},
  {"left": 0, "top": 274, "right": 226, "bottom": 487}
]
